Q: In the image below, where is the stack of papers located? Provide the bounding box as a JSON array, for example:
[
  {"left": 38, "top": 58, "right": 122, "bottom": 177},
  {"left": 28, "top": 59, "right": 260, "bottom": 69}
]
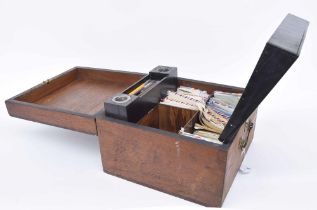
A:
[
  {"left": 160, "top": 86, "right": 209, "bottom": 110},
  {"left": 160, "top": 87, "right": 241, "bottom": 144}
]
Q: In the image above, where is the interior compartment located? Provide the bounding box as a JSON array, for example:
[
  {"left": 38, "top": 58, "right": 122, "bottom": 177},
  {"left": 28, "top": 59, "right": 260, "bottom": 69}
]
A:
[
  {"left": 122, "top": 75, "right": 162, "bottom": 97},
  {"left": 183, "top": 111, "right": 200, "bottom": 133},
  {"left": 138, "top": 104, "right": 198, "bottom": 133},
  {"left": 15, "top": 67, "right": 144, "bottom": 116},
  {"left": 137, "top": 78, "right": 244, "bottom": 138}
]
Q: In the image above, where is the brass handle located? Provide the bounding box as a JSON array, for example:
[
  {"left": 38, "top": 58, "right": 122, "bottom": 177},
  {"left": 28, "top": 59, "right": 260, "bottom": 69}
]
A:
[{"left": 239, "top": 120, "right": 253, "bottom": 155}]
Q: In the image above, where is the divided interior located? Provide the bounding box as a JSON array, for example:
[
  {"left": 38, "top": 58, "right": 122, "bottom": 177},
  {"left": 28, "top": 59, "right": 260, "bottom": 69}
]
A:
[
  {"left": 138, "top": 104, "right": 198, "bottom": 133},
  {"left": 15, "top": 68, "right": 144, "bottom": 116},
  {"left": 137, "top": 78, "right": 243, "bottom": 137}
]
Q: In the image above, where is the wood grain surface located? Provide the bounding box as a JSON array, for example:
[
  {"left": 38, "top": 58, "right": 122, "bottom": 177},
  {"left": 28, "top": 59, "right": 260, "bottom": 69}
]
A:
[
  {"left": 97, "top": 110, "right": 257, "bottom": 206},
  {"left": 97, "top": 116, "right": 227, "bottom": 206},
  {"left": 6, "top": 100, "right": 97, "bottom": 134},
  {"left": 138, "top": 104, "right": 197, "bottom": 133},
  {"left": 34, "top": 79, "right": 128, "bottom": 115}
]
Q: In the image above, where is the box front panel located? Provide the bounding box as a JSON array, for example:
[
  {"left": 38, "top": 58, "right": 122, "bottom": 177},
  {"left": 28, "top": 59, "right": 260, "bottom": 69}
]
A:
[{"left": 97, "top": 117, "right": 227, "bottom": 207}]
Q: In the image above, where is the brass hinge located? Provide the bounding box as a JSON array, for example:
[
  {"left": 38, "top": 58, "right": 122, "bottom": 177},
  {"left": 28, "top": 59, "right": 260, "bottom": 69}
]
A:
[{"left": 42, "top": 79, "right": 51, "bottom": 85}]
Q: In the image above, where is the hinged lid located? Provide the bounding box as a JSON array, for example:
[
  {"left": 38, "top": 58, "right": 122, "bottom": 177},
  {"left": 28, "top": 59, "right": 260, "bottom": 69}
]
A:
[{"left": 219, "top": 14, "right": 309, "bottom": 144}]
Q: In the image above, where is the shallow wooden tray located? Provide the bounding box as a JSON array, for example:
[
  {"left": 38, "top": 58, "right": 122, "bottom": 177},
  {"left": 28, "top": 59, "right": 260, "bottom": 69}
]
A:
[{"left": 5, "top": 67, "right": 145, "bottom": 134}]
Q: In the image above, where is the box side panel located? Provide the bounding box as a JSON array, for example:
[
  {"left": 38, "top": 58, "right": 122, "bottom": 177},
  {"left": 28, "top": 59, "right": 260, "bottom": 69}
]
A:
[
  {"left": 96, "top": 118, "right": 227, "bottom": 207},
  {"left": 6, "top": 100, "right": 97, "bottom": 135},
  {"left": 222, "top": 111, "right": 257, "bottom": 202}
]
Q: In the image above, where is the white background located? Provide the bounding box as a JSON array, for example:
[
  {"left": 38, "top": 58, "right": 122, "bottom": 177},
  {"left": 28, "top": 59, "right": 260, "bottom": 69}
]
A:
[{"left": 0, "top": 0, "right": 316, "bottom": 209}]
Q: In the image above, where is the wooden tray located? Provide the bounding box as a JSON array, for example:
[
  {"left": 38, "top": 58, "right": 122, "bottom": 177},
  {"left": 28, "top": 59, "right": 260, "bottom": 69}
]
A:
[{"left": 6, "top": 67, "right": 145, "bottom": 134}]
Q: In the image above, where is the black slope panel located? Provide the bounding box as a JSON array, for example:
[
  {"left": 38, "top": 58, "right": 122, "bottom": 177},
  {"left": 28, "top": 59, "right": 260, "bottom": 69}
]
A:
[{"left": 219, "top": 14, "right": 309, "bottom": 144}]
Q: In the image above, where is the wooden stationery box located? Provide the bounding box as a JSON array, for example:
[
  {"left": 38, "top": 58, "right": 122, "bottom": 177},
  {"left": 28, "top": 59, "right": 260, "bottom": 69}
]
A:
[
  {"left": 5, "top": 14, "right": 309, "bottom": 207},
  {"left": 6, "top": 65, "right": 252, "bottom": 207}
]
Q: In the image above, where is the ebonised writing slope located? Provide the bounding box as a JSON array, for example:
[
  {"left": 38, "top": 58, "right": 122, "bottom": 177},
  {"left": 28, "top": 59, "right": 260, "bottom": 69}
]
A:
[{"left": 219, "top": 14, "right": 309, "bottom": 144}]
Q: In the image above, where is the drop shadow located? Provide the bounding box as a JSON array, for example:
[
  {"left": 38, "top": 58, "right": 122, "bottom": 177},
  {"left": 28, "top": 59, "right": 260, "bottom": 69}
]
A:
[{"left": 33, "top": 125, "right": 100, "bottom": 156}]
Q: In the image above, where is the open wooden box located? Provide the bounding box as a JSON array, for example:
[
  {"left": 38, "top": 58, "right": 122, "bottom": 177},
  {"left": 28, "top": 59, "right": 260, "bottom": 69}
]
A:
[{"left": 5, "top": 14, "right": 309, "bottom": 207}]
